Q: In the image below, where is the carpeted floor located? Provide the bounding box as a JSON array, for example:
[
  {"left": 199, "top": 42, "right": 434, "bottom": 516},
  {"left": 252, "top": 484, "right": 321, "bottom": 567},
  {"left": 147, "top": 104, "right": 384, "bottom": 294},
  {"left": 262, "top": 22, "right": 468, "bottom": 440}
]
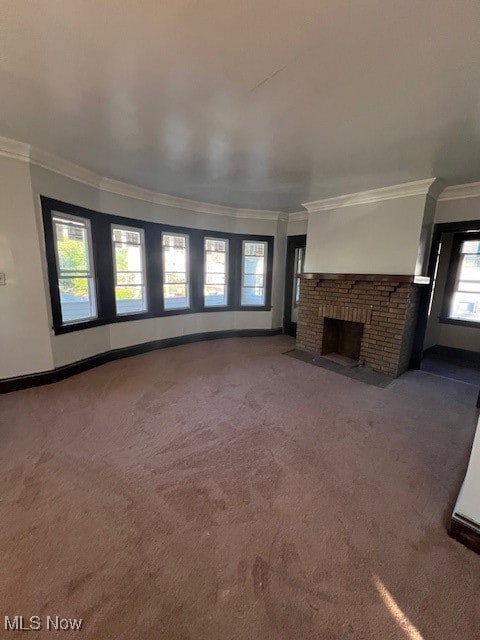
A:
[{"left": 0, "top": 335, "right": 479, "bottom": 639}]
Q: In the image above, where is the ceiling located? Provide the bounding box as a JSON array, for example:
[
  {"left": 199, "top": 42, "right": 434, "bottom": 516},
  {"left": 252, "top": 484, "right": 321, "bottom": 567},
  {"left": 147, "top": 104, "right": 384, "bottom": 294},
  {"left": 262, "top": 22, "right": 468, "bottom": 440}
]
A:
[{"left": 1, "top": 1, "right": 480, "bottom": 212}]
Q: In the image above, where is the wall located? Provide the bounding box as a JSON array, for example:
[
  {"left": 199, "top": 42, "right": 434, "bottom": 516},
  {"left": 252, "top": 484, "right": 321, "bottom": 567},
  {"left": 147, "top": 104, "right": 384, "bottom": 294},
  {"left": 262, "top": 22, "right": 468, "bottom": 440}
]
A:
[
  {"left": 287, "top": 214, "right": 308, "bottom": 237},
  {"left": 424, "top": 194, "right": 480, "bottom": 352},
  {"left": 0, "top": 153, "right": 287, "bottom": 379},
  {"left": 304, "top": 195, "right": 429, "bottom": 275},
  {"left": 0, "top": 156, "right": 53, "bottom": 378},
  {"left": 453, "top": 414, "right": 480, "bottom": 528}
]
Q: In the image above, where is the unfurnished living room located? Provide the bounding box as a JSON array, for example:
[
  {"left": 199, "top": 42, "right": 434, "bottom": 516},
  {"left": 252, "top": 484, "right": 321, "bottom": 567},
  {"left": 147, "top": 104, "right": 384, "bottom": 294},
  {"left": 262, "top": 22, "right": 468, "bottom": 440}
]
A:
[{"left": 1, "top": 2, "right": 480, "bottom": 639}]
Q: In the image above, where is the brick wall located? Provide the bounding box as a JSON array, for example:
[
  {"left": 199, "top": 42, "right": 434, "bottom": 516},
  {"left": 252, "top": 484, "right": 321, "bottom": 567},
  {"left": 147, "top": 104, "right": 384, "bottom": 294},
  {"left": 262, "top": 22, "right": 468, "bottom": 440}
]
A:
[{"left": 296, "top": 277, "right": 420, "bottom": 377}]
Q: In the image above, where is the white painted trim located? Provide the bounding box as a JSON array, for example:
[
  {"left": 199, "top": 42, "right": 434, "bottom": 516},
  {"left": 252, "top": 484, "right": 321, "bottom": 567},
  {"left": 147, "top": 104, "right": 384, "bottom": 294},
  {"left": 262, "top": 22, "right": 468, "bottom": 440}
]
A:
[
  {"left": 302, "top": 179, "right": 440, "bottom": 212},
  {"left": 0, "top": 135, "right": 281, "bottom": 221},
  {"left": 438, "top": 181, "right": 480, "bottom": 202}
]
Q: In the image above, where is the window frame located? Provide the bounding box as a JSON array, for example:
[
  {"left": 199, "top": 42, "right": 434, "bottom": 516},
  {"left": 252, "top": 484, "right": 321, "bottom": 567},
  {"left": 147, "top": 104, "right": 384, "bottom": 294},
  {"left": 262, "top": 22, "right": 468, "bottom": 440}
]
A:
[
  {"left": 240, "top": 239, "right": 268, "bottom": 307},
  {"left": 41, "top": 197, "right": 274, "bottom": 335},
  {"left": 162, "top": 231, "right": 190, "bottom": 311},
  {"left": 293, "top": 246, "right": 305, "bottom": 308},
  {"left": 111, "top": 224, "right": 148, "bottom": 316},
  {"left": 440, "top": 231, "right": 480, "bottom": 328},
  {"left": 203, "top": 236, "right": 229, "bottom": 308},
  {"left": 51, "top": 211, "right": 98, "bottom": 324}
]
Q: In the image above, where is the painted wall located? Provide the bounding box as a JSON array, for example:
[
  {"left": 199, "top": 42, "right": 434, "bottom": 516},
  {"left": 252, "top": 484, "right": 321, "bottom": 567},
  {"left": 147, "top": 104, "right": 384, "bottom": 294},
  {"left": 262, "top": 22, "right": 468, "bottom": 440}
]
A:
[
  {"left": 0, "top": 154, "right": 286, "bottom": 379},
  {"left": 435, "top": 194, "right": 480, "bottom": 224},
  {"left": 454, "top": 414, "right": 480, "bottom": 527},
  {"left": 424, "top": 195, "right": 480, "bottom": 352},
  {"left": 287, "top": 215, "right": 308, "bottom": 237},
  {"left": 304, "top": 194, "right": 428, "bottom": 275},
  {"left": 0, "top": 156, "right": 53, "bottom": 378}
]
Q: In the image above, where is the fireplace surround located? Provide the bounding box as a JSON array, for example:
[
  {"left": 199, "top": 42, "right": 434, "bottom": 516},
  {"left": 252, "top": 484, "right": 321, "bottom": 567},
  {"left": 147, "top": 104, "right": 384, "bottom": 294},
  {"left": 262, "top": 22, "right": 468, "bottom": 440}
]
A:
[{"left": 296, "top": 274, "right": 423, "bottom": 377}]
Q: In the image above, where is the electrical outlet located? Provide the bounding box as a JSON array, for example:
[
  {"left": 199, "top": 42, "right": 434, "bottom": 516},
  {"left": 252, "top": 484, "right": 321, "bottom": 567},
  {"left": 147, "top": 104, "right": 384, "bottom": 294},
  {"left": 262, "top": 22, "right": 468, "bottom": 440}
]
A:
[{"left": 0, "top": 273, "right": 6, "bottom": 285}]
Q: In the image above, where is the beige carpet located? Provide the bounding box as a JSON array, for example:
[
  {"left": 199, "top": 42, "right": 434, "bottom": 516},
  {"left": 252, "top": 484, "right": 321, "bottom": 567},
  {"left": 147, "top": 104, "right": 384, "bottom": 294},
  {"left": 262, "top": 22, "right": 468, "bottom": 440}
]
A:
[{"left": 0, "top": 335, "right": 479, "bottom": 639}]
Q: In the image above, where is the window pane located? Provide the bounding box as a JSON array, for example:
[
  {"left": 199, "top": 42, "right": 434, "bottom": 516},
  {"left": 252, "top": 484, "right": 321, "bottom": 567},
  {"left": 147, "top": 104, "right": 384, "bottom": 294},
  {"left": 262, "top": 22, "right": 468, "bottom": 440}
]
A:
[
  {"left": 459, "top": 253, "right": 480, "bottom": 281},
  {"left": 461, "top": 240, "right": 480, "bottom": 254},
  {"left": 204, "top": 285, "right": 226, "bottom": 306},
  {"left": 115, "top": 243, "right": 142, "bottom": 272},
  {"left": 450, "top": 291, "right": 480, "bottom": 322},
  {"left": 205, "top": 273, "right": 226, "bottom": 285},
  {"left": 244, "top": 255, "right": 265, "bottom": 273},
  {"left": 53, "top": 214, "right": 97, "bottom": 323},
  {"left": 113, "top": 228, "right": 140, "bottom": 244},
  {"left": 241, "top": 241, "right": 267, "bottom": 306},
  {"left": 458, "top": 281, "right": 480, "bottom": 293},
  {"left": 162, "top": 233, "right": 189, "bottom": 310},
  {"left": 164, "top": 272, "right": 187, "bottom": 284},
  {"left": 206, "top": 253, "right": 226, "bottom": 271},
  {"left": 59, "top": 277, "right": 97, "bottom": 322},
  {"left": 115, "top": 286, "right": 145, "bottom": 314},
  {"left": 116, "top": 272, "right": 143, "bottom": 285},
  {"left": 54, "top": 221, "right": 89, "bottom": 273},
  {"left": 244, "top": 273, "right": 264, "bottom": 287},
  {"left": 112, "top": 226, "right": 147, "bottom": 315},
  {"left": 163, "top": 284, "right": 188, "bottom": 309},
  {"left": 244, "top": 242, "right": 265, "bottom": 257},
  {"left": 205, "top": 239, "right": 227, "bottom": 252},
  {"left": 204, "top": 237, "right": 228, "bottom": 307},
  {"left": 241, "top": 287, "right": 265, "bottom": 306},
  {"left": 163, "top": 235, "right": 188, "bottom": 273}
]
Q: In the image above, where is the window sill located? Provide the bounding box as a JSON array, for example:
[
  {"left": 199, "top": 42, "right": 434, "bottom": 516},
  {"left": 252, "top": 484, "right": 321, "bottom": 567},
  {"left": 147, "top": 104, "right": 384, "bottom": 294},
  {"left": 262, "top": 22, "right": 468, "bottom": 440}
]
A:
[
  {"left": 53, "top": 306, "right": 273, "bottom": 335},
  {"left": 438, "top": 317, "right": 480, "bottom": 329}
]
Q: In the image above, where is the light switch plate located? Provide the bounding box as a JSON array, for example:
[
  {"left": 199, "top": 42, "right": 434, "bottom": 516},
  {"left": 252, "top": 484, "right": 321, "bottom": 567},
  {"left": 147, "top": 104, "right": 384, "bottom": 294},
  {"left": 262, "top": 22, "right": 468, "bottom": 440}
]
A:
[{"left": 0, "top": 273, "right": 6, "bottom": 285}]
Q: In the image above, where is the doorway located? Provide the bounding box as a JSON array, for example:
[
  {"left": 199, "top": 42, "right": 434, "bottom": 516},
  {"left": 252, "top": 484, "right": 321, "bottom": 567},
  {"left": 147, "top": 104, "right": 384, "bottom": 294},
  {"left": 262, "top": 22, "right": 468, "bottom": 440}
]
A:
[{"left": 284, "top": 235, "right": 306, "bottom": 336}]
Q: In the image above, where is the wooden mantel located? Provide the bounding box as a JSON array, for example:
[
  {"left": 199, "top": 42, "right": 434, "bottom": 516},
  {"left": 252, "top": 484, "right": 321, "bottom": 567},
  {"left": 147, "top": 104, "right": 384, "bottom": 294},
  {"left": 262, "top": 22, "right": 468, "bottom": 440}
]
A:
[{"left": 298, "top": 273, "right": 430, "bottom": 285}]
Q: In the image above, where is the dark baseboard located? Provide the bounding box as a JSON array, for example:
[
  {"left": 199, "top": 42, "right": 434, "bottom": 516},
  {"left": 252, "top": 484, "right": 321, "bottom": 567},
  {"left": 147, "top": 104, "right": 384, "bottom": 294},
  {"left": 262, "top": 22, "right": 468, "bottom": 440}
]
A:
[
  {"left": 449, "top": 515, "right": 480, "bottom": 555},
  {"left": 0, "top": 328, "right": 283, "bottom": 394}
]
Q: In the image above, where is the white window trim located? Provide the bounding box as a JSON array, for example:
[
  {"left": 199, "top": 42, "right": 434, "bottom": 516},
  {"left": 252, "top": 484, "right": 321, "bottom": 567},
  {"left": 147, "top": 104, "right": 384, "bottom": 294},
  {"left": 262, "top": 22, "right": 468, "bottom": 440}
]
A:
[
  {"left": 111, "top": 224, "right": 148, "bottom": 315},
  {"left": 241, "top": 240, "right": 267, "bottom": 307},
  {"left": 52, "top": 211, "right": 98, "bottom": 324},
  {"left": 162, "top": 232, "right": 190, "bottom": 310},
  {"left": 204, "top": 237, "right": 229, "bottom": 308}
]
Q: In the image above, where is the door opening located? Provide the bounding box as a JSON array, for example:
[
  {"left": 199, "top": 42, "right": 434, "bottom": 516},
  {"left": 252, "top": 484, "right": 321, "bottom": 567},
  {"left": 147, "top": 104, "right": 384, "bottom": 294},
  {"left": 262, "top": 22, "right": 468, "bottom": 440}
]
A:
[{"left": 284, "top": 235, "right": 306, "bottom": 336}]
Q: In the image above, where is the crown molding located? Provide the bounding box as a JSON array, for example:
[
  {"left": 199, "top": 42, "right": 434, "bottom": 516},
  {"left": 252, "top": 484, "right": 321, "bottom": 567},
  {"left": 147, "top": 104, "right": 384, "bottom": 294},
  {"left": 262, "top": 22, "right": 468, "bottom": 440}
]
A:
[
  {"left": 288, "top": 210, "right": 308, "bottom": 222},
  {"left": 438, "top": 181, "right": 480, "bottom": 202},
  {"left": 303, "top": 178, "right": 442, "bottom": 213},
  {"left": 0, "top": 135, "right": 281, "bottom": 221}
]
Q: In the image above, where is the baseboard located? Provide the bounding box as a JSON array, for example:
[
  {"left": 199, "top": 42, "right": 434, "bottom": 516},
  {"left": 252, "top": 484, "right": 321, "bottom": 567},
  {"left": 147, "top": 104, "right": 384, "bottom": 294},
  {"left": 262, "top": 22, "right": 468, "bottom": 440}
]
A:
[
  {"left": 449, "top": 514, "right": 480, "bottom": 555},
  {"left": 0, "top": 328, "right": 283, "bottom": 394}
]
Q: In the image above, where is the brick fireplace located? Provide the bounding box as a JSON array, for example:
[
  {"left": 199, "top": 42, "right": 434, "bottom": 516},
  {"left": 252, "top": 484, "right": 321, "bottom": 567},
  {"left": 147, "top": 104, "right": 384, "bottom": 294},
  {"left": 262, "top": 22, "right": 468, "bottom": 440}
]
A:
[{"left": 296, "top": 274, "right": 423, "bottom": 377}]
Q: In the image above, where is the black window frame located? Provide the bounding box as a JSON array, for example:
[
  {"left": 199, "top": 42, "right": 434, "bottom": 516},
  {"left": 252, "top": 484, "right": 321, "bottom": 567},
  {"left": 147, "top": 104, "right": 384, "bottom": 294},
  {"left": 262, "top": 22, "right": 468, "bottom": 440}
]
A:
[
  {"left": 41, "top": 197, "right": 274, "bottom": 335},
  {"left": 440, "top": 230, "right": 480, "bottom": 329}
]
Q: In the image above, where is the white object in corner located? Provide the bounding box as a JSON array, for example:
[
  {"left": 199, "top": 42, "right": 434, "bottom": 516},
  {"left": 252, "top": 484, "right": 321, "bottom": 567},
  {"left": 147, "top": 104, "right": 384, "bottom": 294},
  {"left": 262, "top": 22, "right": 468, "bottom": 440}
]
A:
[{"left": 453, "top": 414, "right": 480, "bottom": 528}]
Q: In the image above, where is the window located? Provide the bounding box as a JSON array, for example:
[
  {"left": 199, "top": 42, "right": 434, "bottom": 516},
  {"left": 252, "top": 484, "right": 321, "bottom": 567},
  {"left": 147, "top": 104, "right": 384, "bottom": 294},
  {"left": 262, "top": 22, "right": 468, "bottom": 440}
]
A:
[
  {"left": 162, "top": 233, "right": 189, "bottom": 310},
  {"left": 204, "top": 238, "right": 228, "bottom": 307},
  {"left": 42, "top": 198, "right": 274, "bottom": 334},
  {"left": 241, "top": 240, "right": 267, "bottom": 306},
  {"left": 112, "top": 226, "right": 147, "bottom": 315},
  {"left": 448, "top": 236, "right": 480, "bottom": 323},
  {"left": 293, "top": 246, "right": 305, "bottom": 307},
  {"left": 52, "top": 213, "right": 97, "bottom": 323}
]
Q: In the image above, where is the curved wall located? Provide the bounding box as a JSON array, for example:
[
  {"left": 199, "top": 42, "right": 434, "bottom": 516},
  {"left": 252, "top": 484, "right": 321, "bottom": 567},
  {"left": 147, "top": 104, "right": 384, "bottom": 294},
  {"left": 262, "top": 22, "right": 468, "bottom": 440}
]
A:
[{"left": 0, "top": 154, "right": 287, "bottom": 380}]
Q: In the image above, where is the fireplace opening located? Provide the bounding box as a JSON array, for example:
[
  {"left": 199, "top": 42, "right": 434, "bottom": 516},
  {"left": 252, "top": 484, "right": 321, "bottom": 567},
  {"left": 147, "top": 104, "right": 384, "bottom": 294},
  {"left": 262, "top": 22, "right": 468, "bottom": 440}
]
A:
[{"left": 322, "top": 318, "right": 364, "bottom": 366}]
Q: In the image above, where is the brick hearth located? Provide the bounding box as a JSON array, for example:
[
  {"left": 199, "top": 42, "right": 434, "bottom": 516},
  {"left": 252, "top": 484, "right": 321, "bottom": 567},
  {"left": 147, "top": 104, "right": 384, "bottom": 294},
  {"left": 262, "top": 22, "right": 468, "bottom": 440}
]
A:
[{"left": 296, "top": 275, "right": 421, "bottom": 377}]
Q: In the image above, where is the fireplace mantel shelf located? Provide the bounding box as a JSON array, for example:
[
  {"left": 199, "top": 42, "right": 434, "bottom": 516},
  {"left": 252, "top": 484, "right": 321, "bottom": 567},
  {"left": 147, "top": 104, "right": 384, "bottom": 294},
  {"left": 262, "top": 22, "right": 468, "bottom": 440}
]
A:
[{"left": 298, "top": 273, "right": 430, "bottom": 285}]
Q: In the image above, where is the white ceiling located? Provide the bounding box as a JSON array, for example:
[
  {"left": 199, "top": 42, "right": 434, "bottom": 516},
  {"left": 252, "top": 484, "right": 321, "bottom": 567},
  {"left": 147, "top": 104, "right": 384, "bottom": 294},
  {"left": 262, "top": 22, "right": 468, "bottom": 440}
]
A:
[{"left": 1, "top": 1, "right": 480, "bottom": 212}]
